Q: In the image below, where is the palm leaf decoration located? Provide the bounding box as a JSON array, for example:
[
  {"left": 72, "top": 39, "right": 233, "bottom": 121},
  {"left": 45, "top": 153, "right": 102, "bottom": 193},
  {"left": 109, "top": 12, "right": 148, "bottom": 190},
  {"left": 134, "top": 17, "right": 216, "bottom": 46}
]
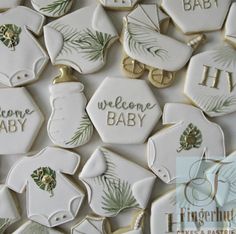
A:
[
  {"left": 40, "top": 0, "right": 72, "bottom": 16},
  {"left": 52, "top": 24, "right": 113, "bottom": 61},
  {"left": 0, "top": 218, "right": 11, "bottom": 233},
  {"left": 66, "top": 114, "right": 93, "bottom": 146},
  {"left": 0, "top": 24, "right": 21, "bottom": 50},
  {"left": 124, "top": 22, "right": 168, "bottom": 60},
  {"left": 177, "top": 123, "right": 202, "bottom": 152},
  {"left": 101, "top": 180, "right": 139, "bottom": 216},
  {"left": 31, "top": 167, "right": 56, "bottom": 197}
]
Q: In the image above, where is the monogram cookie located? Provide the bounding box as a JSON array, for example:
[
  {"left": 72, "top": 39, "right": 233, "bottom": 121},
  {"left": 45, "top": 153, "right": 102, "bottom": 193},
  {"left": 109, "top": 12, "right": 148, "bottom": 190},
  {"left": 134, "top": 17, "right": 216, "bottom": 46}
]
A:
[
  {"left": 0, "top": 87, "right": 44, "bottom": 155},
  {"left": 6, "top": 147, "right": 84, "bottom": 227},
  {"left": 0, "top": 6, "right": 48, "bottom": 87},
  {"left": 147, "top": 103, "right": 225, "bottom": 184},
  {"left": 99, "top": 0, "right": 139, "bottom": 10},
  {"left": 79, "top": 147, "right": 156, "bottom": 217},
  {"left": 31, "top": 0, "right": 73, "bottom": 18},
  {"left": 86, "top": 77, "right": 162, "bottom": 144},
  {"left": 0, "top": 0, "right": 22, "bottom": 11},
  {"left": 161, "top": 0, "right": 231, "bottom": 34},
  {"left": 185, "top": 46, "right": 236, "bottom": 117},
  {"left": 44, "top": 4, "right": 118, "bottom": 74},
  {"left": 47, "top": 66, "right": 93, "bottom": 149},
  {"left": 121, "top": 4, "right": 206, "bottom": 88}
]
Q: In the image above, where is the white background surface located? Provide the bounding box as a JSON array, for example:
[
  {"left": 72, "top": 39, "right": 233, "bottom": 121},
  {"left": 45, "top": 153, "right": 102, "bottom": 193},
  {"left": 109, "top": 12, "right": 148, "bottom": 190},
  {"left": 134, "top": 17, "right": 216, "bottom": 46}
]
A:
[{"left": 1, "top": 0, "right": 236, "bottom": 233}]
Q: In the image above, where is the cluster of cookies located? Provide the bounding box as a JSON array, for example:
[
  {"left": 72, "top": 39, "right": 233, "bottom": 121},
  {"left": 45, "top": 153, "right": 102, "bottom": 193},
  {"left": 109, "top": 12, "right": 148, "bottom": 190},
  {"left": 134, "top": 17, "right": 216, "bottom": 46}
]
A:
[{"left": 0, "top": 0, "right": 236, "bottom": 233}]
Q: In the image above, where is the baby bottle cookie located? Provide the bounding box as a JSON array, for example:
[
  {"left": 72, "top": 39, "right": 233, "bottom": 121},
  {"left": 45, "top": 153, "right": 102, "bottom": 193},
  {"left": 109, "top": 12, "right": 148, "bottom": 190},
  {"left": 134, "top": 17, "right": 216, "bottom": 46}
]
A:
[
  {"left": 0, "top": 87, "right": 44, "bottom": 155},
  {"left": 86, "top": 77, "right": 162, "bottom": 144},
  {"left": 47, "top": 66, "right": 93, "bottom": 148},
  {"left": 185, "top": 45, "right": 236, "bottom": 117},
  {"left": 31, "top": 0, "right": 73, "bottom": 18},
  {"left": 13, "top": 220, "right": 64, "bottom": 234},
  {"left": 147, "top": 103, "right": 225, "bottom": 184},
  {"left": 6, "top": 146, "right": 84, "bottom": 227},
  {"left": 161, "top": 0, "right": 231, "bottom": 34},
  {"left": 99, "top": 0, "right": 139, "bottom": 11},
  {"left": 0, "top": 0, "right": 22, "bottom": 11},
  {"left": 121, "top": 4, "right": 206, "bottom": 88},
  {"left": 0, "top": 185, "right": 20, "bottom": 233},
  {"left": 0, "top": 6, "right": 48, "bottom": 87},
  {"left": 44, "top": 4, "right": 118, "bottom": 74},
  {"left": 79, "top": 147, "right": 156, "bottom": 217}
]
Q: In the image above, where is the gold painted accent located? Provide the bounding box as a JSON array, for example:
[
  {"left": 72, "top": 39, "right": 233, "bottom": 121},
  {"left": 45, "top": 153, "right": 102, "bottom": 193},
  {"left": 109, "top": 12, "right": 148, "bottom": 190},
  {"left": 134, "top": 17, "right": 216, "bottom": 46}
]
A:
[
  {"left": 113, "top": 209, "right": 145, "bottom": 234},
  {"left": 187, "top": 34, "right": 206, "bottom": 51},
  {"left": 53, "top": 65, "right": 77, "bottom": 84}
]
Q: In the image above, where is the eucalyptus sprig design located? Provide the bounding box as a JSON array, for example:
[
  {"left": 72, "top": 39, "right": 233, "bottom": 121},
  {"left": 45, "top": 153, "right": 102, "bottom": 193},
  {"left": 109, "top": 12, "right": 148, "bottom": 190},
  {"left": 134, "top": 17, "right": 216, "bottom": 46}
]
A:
[
  {"left": 40, "top": 0, "right": 72, "bottom": 16},
  {"left": 52, "top": 24, "right": 113, "bottom": 62}
]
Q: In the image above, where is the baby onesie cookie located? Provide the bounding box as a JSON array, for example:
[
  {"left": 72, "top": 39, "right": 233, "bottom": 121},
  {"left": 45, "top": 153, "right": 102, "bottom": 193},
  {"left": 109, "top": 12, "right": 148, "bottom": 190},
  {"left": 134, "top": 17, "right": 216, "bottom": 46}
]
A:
[
  {"left": 31, "top": 0, "right": 73, "bottom": 18},
  {"left": 6, "top": 146, "right": 84, "bottom": 227},
  {"left": 71, "top": 215, "right": 111, "bottom": 234},
  {"left": 185, "top": 45, "right": 236, "bottom": 117},
  {"left": 0, "top": 0, "right": 22, "bottom": 11},
  {"left": 86, "top": 77, "right": 162, "bottom": 144},
  {"left": 44, "top": 4, "right": 118, "bottom": 74},
  {"left": 0, "top": 87, "right": 44, "bottom": 155},
  {"left": 225, "top": 3, "right": 236, "bottom": 47},
  {"left": 147, "top": 103, "right": 225, "bottom": 184},
  {"left": 79, "top": 147, "right": 156, "bottom": 217},
  {"left": 161, "top": 0, "right": 231, "bottom": 34},
  {"left": 99, "top": 0, "right": 139, "bottom": 10},
  {"left": 13, "top": 220, "right": 64, "bottom": 234},
  {"left": 0, "top": 185, "right": 20, "bottom": 233},
  {"left": 47, "top": 66, "right": 93, "bottom": 148},
  {"left": 0, "top": 6, "right": 48, "bottom": 87},
  {"left": 121, "top": 4, "right": 206, "bottom": 88}
]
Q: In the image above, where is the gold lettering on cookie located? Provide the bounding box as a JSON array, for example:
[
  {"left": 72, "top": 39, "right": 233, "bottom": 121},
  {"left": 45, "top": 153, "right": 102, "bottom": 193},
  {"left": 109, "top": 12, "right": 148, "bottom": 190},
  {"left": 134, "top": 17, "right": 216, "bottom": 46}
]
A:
[{"left": 182, "top": 0, "right": 218, "bottom": 11}]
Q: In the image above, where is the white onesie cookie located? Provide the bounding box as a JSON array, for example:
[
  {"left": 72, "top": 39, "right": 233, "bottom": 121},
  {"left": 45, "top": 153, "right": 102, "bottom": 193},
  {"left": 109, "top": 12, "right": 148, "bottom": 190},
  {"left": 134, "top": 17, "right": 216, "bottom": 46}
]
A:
[
  {"left": 6, "top": 147, "right": 84, "bottom": 227},
  {"left": 0, "top": 6, "right": 48, "bottom": 87},
  {"left": 99, "top": 0, "right": 139, "bottom": 10},
  {"left": 44, "top": 4, "right": 118, "bottom": 74},
  {"left": 147, "top": 103, "right": 225, "bottom": 184}
]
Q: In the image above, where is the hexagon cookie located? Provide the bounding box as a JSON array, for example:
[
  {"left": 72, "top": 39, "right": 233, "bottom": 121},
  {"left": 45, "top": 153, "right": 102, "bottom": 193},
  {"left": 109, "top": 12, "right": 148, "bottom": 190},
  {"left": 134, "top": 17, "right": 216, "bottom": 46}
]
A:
[
  {"left": 161, "top": 0, "right": 231, "bottom": 34},
  {"left": 86, "top": 77, "right": 162, "bottom": 144},
  {"left": 147, "top": 103, "right": 225, "bottom": 184},
  {"left": 185, "top": 46, "right": 236, "bottom": 117},
  {"left": 99, "top": 0, "right": 139, "bottom": 10},
  {"left": 0, "top": 87, "right": 44, "bottom": 154}
]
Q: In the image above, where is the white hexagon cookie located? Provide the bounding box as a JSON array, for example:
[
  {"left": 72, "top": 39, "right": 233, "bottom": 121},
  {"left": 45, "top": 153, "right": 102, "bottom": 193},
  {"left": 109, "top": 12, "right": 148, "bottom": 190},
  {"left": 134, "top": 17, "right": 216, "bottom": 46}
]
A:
[
  {"left": 86, "top": 77, "right": 162, "bottom": 144},
  {"left": 0, "top": 87, "right": 44, "bottom": 155},
  {"left": 184, "top": 46, "right": 236, "bottom": 117},
  {"left": 161, "top": 0, "right": 231, "bottom": 34},
  {"left": 99, "top": 0, "right": 139, "bottom": 10}
]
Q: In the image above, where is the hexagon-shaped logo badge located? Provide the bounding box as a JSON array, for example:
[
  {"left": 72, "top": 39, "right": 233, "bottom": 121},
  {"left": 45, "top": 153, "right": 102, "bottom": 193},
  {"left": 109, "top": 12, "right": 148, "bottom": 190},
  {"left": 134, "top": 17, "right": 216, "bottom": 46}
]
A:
[
  {"left": 162, "top": 0, "right": 231, "bottom": 34},
  {"left": 87, "top": 77, "right": 162, "bottom": 144},
  {"left": 0, "top": 87, "right": 44, "bottom": 154}
]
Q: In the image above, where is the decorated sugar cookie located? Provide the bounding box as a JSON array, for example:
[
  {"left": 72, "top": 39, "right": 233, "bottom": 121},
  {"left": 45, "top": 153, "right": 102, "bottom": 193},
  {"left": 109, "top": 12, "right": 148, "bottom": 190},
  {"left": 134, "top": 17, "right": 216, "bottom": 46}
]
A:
[
  {"left": 71, "top": 215, "right": 111, "bottom": 234},
  {"left": 161, "top": 0, "right": 231, "bottom": 34},
  {"left": 86, "top": 77, "right": 162, "bottom": 144},
  {"left": 44, "top": 4, "right": 118, "bottom": 74},
  {"left": 99, "top": 0, "right": 139, "bottom": 10},
  {"left": 79, "top": 147, "right": 156, "bottom": 217},
  {"left": 121, "top": 4, "right": 206, "bottom": 88},
  {"left": 0, "top": 185, "right": 20, "bottom": 233},
  {"left": 31, "top": 0, "right": 73, "bottom": 18},
  {"left": 147, "top": 103, "right": 225, "bottom": 184},
  {"left": 0, "top": 0, "right": 22, "bottom": 11},
  {"left": 0, "top": 87, "right": 44, "bottom": 155},
  {"left": 225, "top": 3, "right": 236, "bottom": 47},
  {"left": 47, "top": 66, "right": 93, "bottom": 148},
  {"left": 6, "top": 147, "right": 84, "bottom": 227},
  {"left": 185, "top": 45, "right": 236, "bottom": 117},
  {"left": 0, "top": 6, "right": 48, "bottom": 87},
  {"left": 13, "top": 220, "right": 64, "bottom": 234}
]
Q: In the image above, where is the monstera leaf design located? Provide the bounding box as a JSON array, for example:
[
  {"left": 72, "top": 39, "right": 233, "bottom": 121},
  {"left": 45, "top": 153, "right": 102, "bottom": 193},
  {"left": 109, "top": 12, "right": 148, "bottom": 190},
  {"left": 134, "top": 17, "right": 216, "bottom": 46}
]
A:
[
  {"left": 177, "top": 123, "right": 202, "bottom": 152},
  {"left": 31, "top": 167, "right": 57, "bottom": 197},
  {"left": 0, "top": 24, "right": 21, "bottom": 50}
]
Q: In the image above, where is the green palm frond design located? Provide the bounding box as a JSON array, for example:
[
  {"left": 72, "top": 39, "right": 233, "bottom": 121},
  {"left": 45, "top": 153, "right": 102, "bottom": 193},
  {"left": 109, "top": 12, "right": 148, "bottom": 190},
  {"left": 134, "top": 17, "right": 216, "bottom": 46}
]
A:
[
  {"left": 0, "top": 218, "right": 11, "bottom": 233},
  {"left": 52, "top": 24, "right": 113, "bottom": 61},
  {"left": 124, "top": 22, "right": 168, "bottom": 60},
  {"left": 101, "top": 180, "right": 139, "bottom": 216},
  {"left": 40, "top": 0, "right": 72, "bottom": 16},
  {"left": 177, "top": 123, "right": 202, "bottom": 152},
  {"left": 31, "top": 167, "right": 56, "bottom": 197},
  {"left": 197, "top": 95, "right": 236, "bottom": 115},
  {"left": 65, "top": 114, "right": 93, "bottom": 146}
]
